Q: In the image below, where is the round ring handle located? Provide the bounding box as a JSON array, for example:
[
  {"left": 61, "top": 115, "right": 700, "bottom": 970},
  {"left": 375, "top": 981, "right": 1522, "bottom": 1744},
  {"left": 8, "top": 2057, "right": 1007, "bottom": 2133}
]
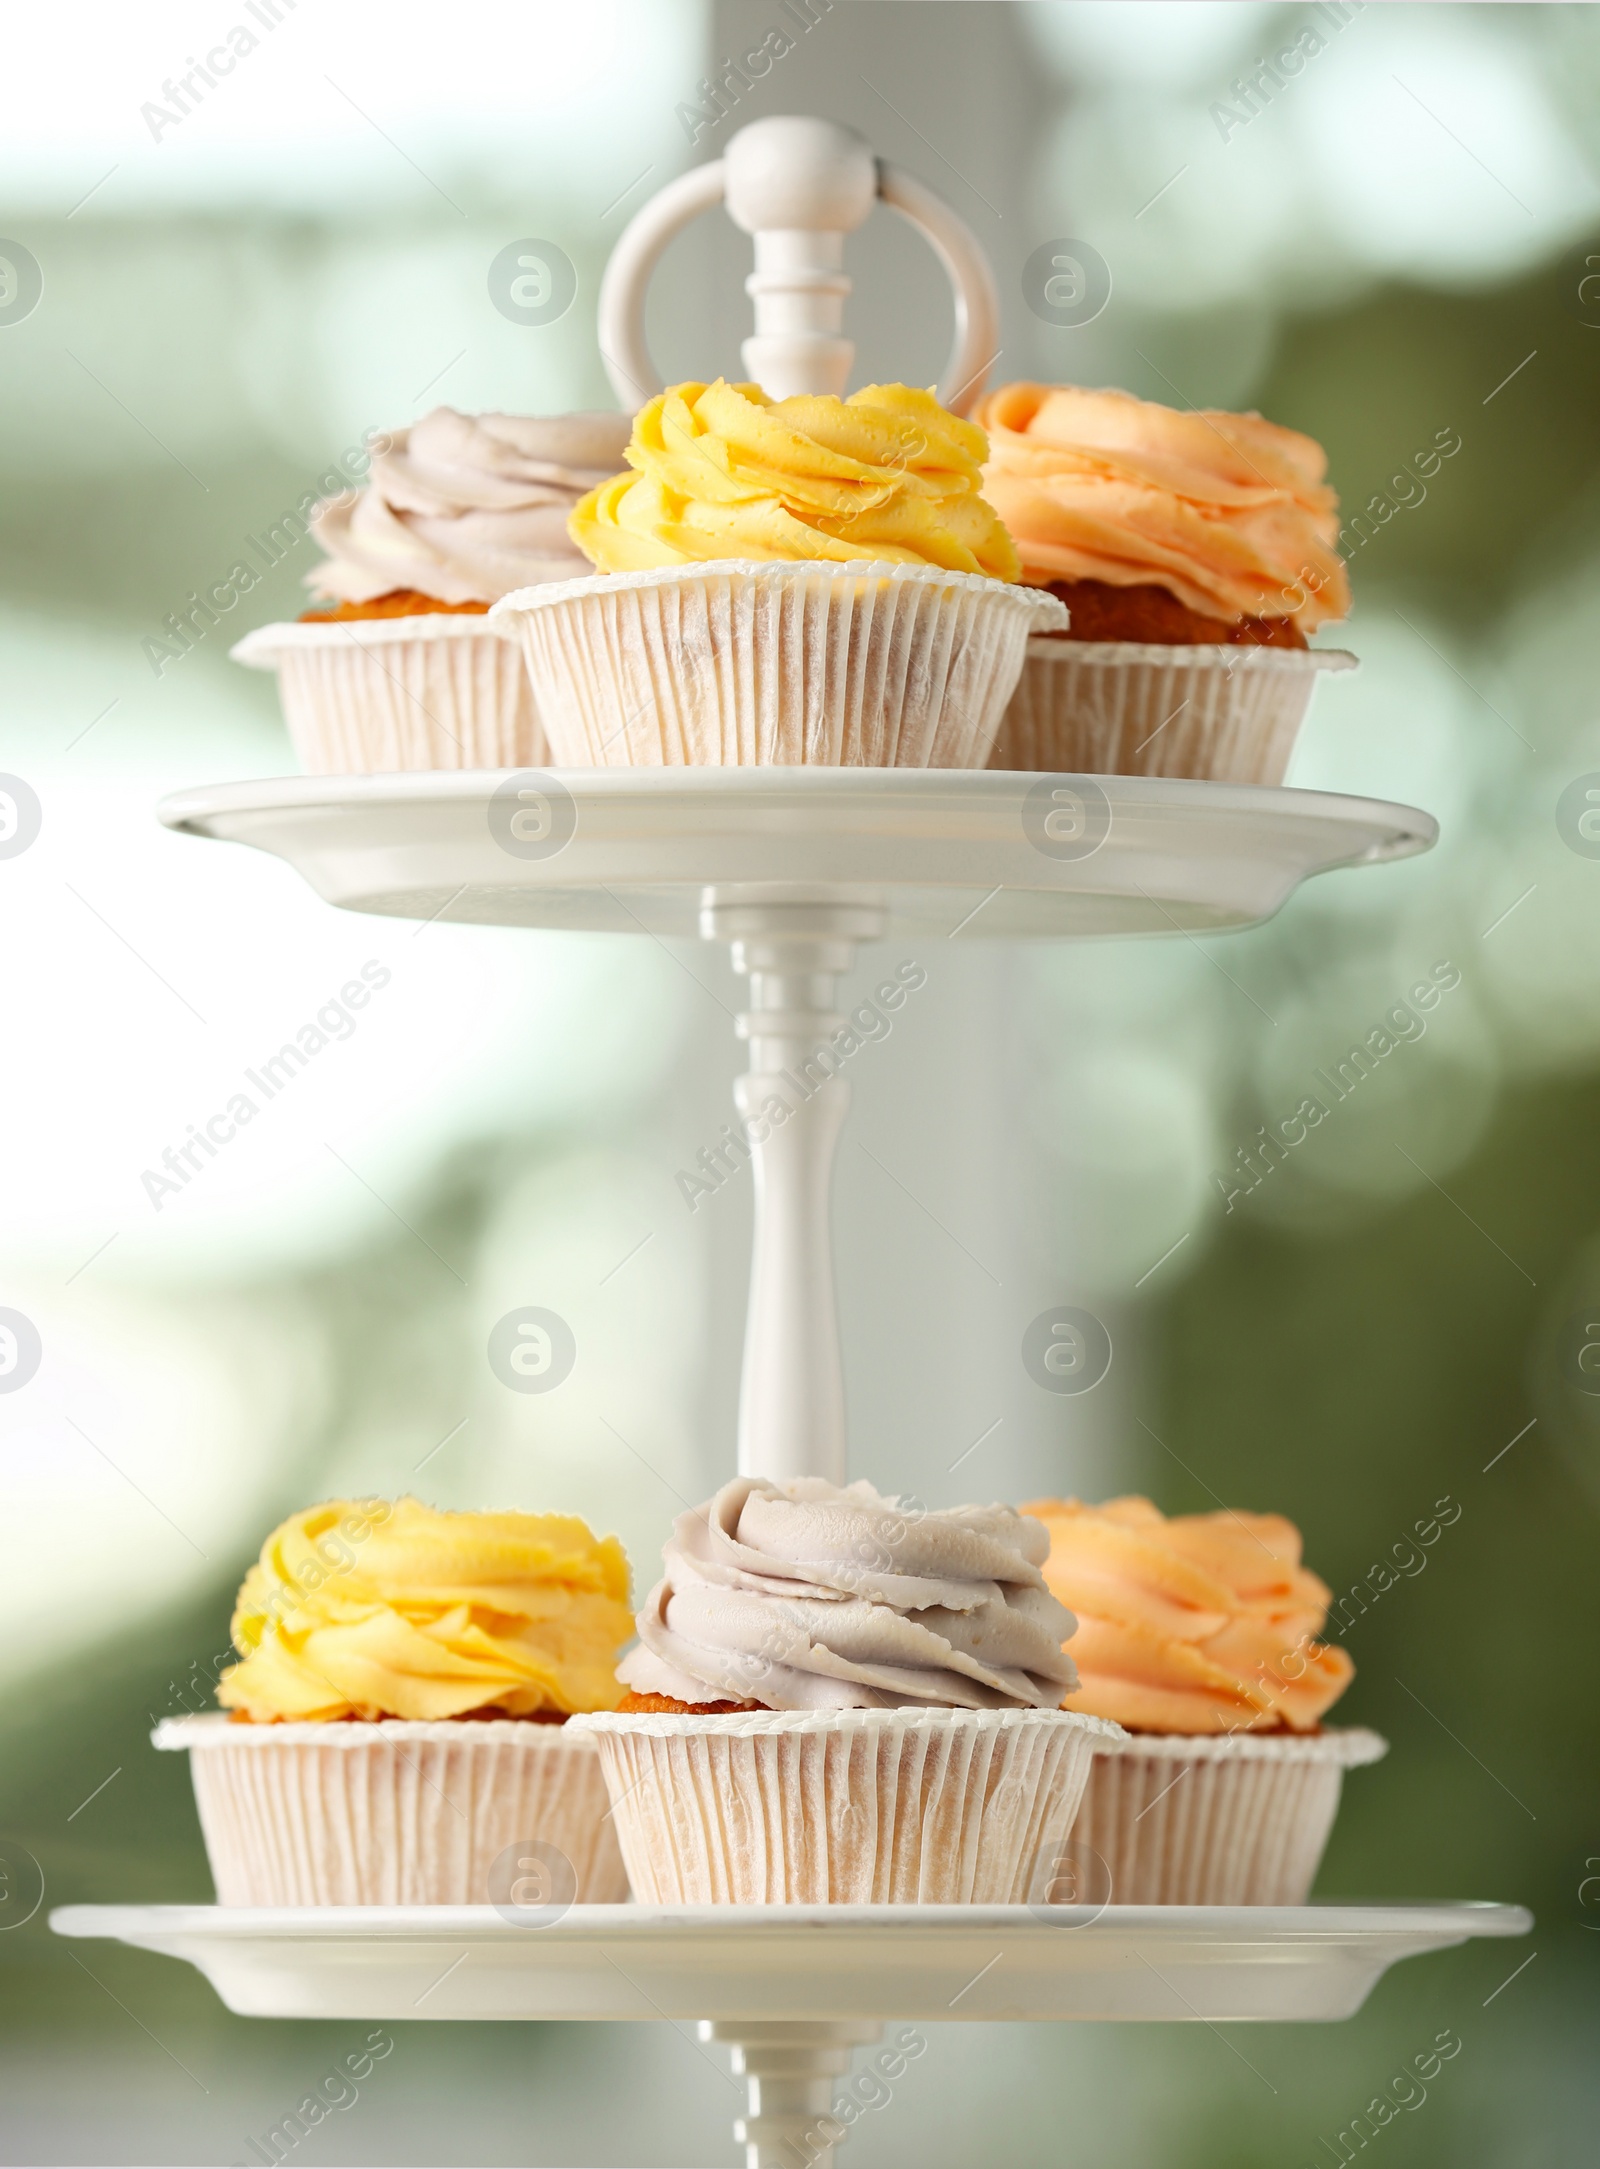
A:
[
  {"left": 596, "top": 159, "right": 728, "bottom": 411},
  {"left": 875, "top": 159, "right": 999, "bottom": 416},
  {"left": 596, "top": 119, "right": 998, "bottom": 416}
]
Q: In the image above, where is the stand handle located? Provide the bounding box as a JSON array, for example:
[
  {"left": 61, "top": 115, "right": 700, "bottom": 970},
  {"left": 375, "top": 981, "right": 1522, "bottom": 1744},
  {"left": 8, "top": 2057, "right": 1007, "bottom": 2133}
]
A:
[{"left": 597, "top": 114, "right": 998, "bottom": 410}]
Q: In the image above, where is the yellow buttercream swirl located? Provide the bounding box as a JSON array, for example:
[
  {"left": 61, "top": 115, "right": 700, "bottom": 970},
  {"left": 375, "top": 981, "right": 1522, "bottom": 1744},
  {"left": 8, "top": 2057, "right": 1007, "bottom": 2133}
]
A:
[
  {"left": 568, "top": 379, "right": 1021, "bottom": 581},
  {"left": 217, "top": 1498, "right": 633, "bottom": 1722},
  {"left": 1025, "top": 1495, "right": 1354, "bottom": 1734}
]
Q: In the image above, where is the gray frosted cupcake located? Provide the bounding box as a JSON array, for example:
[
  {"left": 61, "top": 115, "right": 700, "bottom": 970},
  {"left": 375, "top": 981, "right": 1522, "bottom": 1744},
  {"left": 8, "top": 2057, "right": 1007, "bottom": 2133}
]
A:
[
  {"left": 574, "top": 1476, "right": 1119, "bottom": 1903},
  {"left": 233, "top": 407, "right": 632, "bottom": 772}
]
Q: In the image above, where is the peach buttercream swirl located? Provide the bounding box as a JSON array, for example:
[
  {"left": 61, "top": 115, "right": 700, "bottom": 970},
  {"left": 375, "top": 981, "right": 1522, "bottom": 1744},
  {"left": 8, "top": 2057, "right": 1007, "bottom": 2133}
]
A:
[
  {"left": 568, "top": 379, "right": 1022, "bottom": 581},
  {"left": 217, "top": 1497, "right": 634, "bottom": 1722},
  {"left": 975, "top": 382, "right": 1351, "bottom": 630},
  {"left": 619, "top": 1476, "right": 1079, "bottom": 1711},
  {"left": 309, "top": 408, "right": 633, "bottom": 605},
  {"left": 1024, "top": 1495, "right": 1353, "bottom": 1733}
]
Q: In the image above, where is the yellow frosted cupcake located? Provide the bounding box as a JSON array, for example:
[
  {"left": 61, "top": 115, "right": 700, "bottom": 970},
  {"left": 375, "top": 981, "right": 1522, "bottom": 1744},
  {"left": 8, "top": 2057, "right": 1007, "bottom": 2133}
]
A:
[
  {"left": 1025, "top": 1496, "right": 1385, "bottom": 1904},
  {"left": 156, "top": 1497, "right": 635, "bottom": 1905},
  {"left": 490, "top": 379, "right": 1066, "bottom": 767}
]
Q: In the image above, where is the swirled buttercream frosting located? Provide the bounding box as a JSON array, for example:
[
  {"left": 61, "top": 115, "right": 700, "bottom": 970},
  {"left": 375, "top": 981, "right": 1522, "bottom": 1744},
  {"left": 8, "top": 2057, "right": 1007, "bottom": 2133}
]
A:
[
  {"left": 568, "top": 379, "right": 1022, "bottom": 581},
  {"left": 976, "top": 382, "right": 1350, "bottom": 630},
  {"left": 308, "top": 408, "right": 633, "bottom": 606},
  {"left": 618, "top": 1477, "right": 1079, "bottom": 1711},
  {"left": 1025, "top": 1495, "right": 1354, "bottom": 1734},
  {"left": 217, "top": 1497, "right": 634, "bottom": 1721}
]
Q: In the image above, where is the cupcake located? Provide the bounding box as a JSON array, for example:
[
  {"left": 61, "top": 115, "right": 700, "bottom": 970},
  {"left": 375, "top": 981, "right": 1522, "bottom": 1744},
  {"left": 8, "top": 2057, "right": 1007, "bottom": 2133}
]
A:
[
  {"left": 231, "top": 408, "right": 632, "bottom": 773},
  {"left": 976, "top": 384, "right": 1357, "bottom": 781},
  {"left": 156, "top": 1496, "right": 635, "bottom": 1905},
  {"left": 1025, "top": 1496, "right": 1386, "bottom": 1905},
  {"left": 489, "top": 379, "right": 1066, "bottom": 767},
  {"left": 571, "top": 1477, "right": 1118, "bottom": 1904}
]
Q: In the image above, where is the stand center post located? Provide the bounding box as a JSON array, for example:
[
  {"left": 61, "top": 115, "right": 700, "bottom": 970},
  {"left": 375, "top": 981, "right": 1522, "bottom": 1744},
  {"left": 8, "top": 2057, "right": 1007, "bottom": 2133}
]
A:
[
  {"left": 701, "top": 892, "right": 887, "bottom": 1487},
  {"left": 700, "top": 2019, "right": 885, "bottom": 2169}
]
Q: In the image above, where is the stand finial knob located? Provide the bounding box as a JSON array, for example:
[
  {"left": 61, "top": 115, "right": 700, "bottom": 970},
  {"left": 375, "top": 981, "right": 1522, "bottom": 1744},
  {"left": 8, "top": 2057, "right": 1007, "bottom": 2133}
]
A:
[
  {"left": 723, "top": 115, "right": 877, "bottom": 235},
  {"left": 725, "top": 117, "right": 876, "bottom": 398}
]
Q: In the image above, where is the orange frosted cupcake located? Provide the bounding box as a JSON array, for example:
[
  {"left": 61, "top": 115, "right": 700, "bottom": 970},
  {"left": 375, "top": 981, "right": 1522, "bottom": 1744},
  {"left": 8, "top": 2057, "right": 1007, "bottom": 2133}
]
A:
[
  {"left": 155, "top": 1497, "right": 635, "bottom": 1905},
  {"left": 232, "top": 408, "right": 632, "bottom": 772},
  {"left": 1024, "top": 1496, "right": 1385, "bottom": 1904},
  {"left": 976, "top": 384, "right": 1356, "bottom": 780}
]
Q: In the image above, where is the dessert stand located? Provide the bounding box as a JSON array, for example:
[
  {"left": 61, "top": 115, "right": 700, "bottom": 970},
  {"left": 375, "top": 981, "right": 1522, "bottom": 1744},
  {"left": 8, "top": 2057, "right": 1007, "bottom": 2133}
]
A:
[{"left": 52, "top": 119, "right": 1527, "bottom": 2169}]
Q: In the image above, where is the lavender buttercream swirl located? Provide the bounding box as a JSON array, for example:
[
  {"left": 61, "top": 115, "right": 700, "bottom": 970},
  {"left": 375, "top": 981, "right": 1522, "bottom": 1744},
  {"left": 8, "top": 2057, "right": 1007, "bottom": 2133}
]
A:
[
  {"left": 308, "top": 407, "right": 632, "bottom": 605},
  {"left": 618, "top": 1477, "right": 1080, "bottom": 1711}
]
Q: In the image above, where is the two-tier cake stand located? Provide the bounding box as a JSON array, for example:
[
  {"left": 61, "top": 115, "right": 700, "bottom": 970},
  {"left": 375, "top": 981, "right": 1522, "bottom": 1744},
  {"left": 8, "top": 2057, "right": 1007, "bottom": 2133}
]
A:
[{"left": 51, "top": 119, "right": 1528, "bottom": 2169}]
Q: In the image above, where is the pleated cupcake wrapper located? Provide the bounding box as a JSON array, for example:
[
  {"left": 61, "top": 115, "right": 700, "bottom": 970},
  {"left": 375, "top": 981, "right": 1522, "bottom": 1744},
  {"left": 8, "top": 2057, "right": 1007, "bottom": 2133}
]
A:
[
  {"left": 988, "top": 639, "right": 1358, "bottom": 784},
  {"left": 1070, "top": 1726, "right": 1388, "bottom": 1906},
  {"left": 572, "top": 1706, "right": 1117, "bottom": 1904},
  {"left": 155, "top": 1713, "right": 628, "bottom": 1906},
  {"left": 230, "top": 617, "right": 550, "bottom": 774},
  {"left": 489, "top": 561, "right": 1066, "bottom": 769}
]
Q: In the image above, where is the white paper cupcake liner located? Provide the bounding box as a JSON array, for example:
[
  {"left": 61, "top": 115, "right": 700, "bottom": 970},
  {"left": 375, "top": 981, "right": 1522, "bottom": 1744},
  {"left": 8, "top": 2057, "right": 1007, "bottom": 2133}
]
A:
[
  {"left": 155, "top": 1712, "right": 628, "bottom": 1906},
  {"left": 489, "top": 561, "right": 1067, "bottom": 768},
  {"left": 231, "top": 616, "right": 549, "bottom": 774},
  {"left": 987, "top": 638, "right": 1357, "bottom": 784},
  {"left": 1070, "top": 1726, "right": 1388, "bottom": 1905},
  {"left": 572, "top": 1706, "right": 1119, "bottom": 1904}
]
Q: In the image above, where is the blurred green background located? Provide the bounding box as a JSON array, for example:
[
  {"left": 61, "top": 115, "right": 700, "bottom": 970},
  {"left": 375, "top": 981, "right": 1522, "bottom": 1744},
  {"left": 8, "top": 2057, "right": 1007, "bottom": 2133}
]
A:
[{"left": 1, "top": 1, "right": 1597, "bottom": 2162}]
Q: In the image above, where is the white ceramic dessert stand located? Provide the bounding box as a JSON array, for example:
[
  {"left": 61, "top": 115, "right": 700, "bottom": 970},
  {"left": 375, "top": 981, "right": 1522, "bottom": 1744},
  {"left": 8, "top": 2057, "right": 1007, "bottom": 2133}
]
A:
[
  {"left": 54, "top": 118, "right": 1523, "bottom": 2169},
  {"left": 121, "top": 765, "right": 1471, "bottom": 2168}
]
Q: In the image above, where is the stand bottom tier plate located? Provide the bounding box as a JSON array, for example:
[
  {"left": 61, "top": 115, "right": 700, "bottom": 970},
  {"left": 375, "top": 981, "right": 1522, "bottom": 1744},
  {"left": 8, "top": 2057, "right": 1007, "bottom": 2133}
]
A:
[{"left": 52, "top": 1902, "right": 1529, "bottom": 2024}]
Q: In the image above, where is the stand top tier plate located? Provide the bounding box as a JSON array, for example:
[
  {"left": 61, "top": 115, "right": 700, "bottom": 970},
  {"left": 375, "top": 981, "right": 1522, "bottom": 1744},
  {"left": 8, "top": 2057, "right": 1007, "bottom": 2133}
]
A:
[{"left": 157, "top": 770, "right": 1436, "bottom": 941}]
